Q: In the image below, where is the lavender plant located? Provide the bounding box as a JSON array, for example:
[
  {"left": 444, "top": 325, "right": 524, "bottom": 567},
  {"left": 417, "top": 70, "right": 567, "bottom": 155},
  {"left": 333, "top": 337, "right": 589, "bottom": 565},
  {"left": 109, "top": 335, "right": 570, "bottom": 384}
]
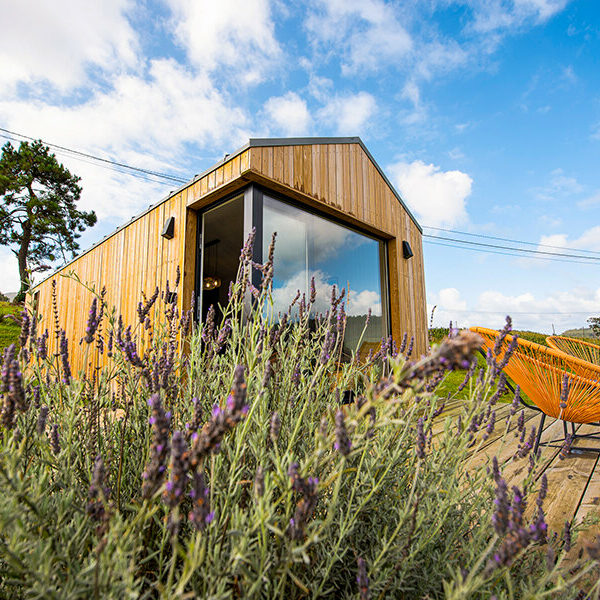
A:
[{"left": 0, "top": 233, "right": 599, "bottom": 599}]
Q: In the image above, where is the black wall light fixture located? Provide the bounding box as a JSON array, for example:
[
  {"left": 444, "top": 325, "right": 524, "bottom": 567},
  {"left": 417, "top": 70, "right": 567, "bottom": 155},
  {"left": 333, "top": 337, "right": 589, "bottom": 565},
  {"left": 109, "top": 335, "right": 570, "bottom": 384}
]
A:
[
  {"left": 402, "top": 240, "right": 414, "bottom": 259},
  {"left": 161, "top": 216, "right": 175, "bottom": 239}
]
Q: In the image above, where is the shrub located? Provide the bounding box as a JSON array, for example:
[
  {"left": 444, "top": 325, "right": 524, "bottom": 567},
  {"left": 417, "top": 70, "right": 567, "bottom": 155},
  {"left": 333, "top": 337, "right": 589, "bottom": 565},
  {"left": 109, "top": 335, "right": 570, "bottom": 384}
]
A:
[{"left": 1, "top": 235, "right": 599, "bottom": 599}]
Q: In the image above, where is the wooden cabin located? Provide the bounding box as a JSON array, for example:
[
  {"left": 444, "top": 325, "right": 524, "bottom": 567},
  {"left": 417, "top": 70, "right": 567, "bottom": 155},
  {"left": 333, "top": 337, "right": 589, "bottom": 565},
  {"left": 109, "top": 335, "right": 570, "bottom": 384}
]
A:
[{"left": 30, "top": 137, "right": 427, "bottom": 372}]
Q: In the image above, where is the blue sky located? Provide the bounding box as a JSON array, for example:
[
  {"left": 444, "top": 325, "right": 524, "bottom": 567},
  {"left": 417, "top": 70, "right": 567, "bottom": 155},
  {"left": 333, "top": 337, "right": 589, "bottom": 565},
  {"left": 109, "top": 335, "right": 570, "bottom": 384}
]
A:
[{"left": 1, "top": 0, "right": 599, "bottom": 333}]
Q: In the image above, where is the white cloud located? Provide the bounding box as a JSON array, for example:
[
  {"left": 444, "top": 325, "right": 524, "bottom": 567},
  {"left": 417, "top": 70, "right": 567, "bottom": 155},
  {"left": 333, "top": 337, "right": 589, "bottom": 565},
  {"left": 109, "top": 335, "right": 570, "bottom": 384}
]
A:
[
  {"left": 534, "top": 168, "right": 583, "bottom": 201},
  {"left": 264, "top": 92, "right": 311, "bottom": 136},
  {"left": 0, "top": 247, "right": 20, "bottom": 295},
  {"left": 578, "top": 191, "right": 600, "bottom": 209},
  {"left": 0, "top": 0, "right": 138, "bottom": 94},
  {"left": 305, "top": 0, "right": 412, "bottom": 74},
  {"left": 167, "top": 0, "right": 281, "bottom": 83},
  {"left": 467, "top": 0, "right": 569, "bottom": 34},
  {"left": 388, "top": 160, "right": 472, "bottom": 227},
  {"left": 538, "top": 226, "right": 600, "bottom": 253},
  {"left": 429, "top": 285, "right": 600, "bottom": 334},
  {"left": 271, "top": 269, "right": 380, "bottom": 317},
  {"left": 318, "top": 92, "right": 377, "bottom": 134},
  {"left": 0, "top": 59, "right": 249, "bottom": 219}
]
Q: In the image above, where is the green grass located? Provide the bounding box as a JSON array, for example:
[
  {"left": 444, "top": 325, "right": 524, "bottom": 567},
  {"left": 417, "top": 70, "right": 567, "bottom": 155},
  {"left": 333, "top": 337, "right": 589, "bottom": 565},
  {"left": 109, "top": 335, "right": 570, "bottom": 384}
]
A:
[
  {"left": 429, "top": 328, "right": 544, "bottom": 405},
  {"left": 0, "top": 301, "right": 22, "bottom": 351}
]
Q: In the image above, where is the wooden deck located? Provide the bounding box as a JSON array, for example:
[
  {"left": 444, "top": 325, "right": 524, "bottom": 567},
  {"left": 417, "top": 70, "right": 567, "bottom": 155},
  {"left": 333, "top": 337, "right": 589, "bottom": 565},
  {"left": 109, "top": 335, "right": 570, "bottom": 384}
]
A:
[{"left": 434, "top": 399, "right": 600, "bottom": 549}]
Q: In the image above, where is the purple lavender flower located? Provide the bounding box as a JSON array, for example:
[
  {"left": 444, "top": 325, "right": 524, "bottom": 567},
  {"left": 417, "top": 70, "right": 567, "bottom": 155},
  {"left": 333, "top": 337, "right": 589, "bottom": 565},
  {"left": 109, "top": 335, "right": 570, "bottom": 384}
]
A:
[
  {"left": 188, "top": 471, "right": 214, "bottom": 530},
  {"left": 59, "top": 330, "right": 72, "bottom": 384},
  {"left": 509, "top": 386, "right": 521, "bottom": 417},
  {"left": 142, "top": 394, "right": 171, "bottom": 499},
  {"left": 270, "top": 411, "right": 281, "bottom": 444},
  {"left": 37, "top": 329, "right": 49, "bottom": 360},
  {"left": 399, "top": 332, "right": 408, "bottom": 354},
  {"left": 83, "top": 298, "right": 99, "bottom": 344},
  {"left": 87, "top": 455, "right": 110, "bottom": 525},
  {"left": 334, "top": 410, "right": 351, "bottom": 456},
  {"left": 189, "top": 366, "right": 248, "bottom": 467},
  {"left": 416, "top": 418, "right": 426, "bottom": 459},
  {"left": 357, "top": 557, "right": 370, "bottom": 600},
  {"left": 483, "top": 410, "right": 496, "bottom": 441},
  {"left": 309, "top": 276, "right": 316, "bottom": 304},
  {"left": 164, "top": 431, "right": 189, "bottom": 508},
  {"left": 493, "top": 316, "right": 512, "bottom": 356},
  {"left": 492, "top": 477, "right": 510, "bottom": 535},
  {"left": 137, "top": 287, "right": 159, "bottom": 324},
  {"left": 186, "top": 397, "right": 204, "bottom": 440},
  {"left": 50, "top": 424, "right": 60, "bottom": 455},
  {"left": 37, "top": 405, "right": 49, "bottom": 435},
  {"left": 254, "top": 465, "right": 265, "bottom": 498},
  {"left": 560, "top": 434, "right": 572, "bottom": 459},
  {"left": 563, "top": 520, "right": 572, "bottom": 552},
  {"left": 287, "top": 462, "right": 319, "bottom": 540},
  {"left": 19, "top": 309, "right": 30, "bottom": 355},
  {"left": 262, "top": 361, "right": 273, "bottom": 388},
  {"left": 559, "top": 374, "right": 569, "bottom": 411}
]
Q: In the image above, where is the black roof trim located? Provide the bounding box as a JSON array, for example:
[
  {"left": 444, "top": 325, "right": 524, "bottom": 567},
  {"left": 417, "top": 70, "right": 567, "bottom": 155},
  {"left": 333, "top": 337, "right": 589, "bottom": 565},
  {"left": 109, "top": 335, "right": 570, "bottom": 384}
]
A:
[{"left": 32, "top": 137, "right": 421, "bottom": 289}]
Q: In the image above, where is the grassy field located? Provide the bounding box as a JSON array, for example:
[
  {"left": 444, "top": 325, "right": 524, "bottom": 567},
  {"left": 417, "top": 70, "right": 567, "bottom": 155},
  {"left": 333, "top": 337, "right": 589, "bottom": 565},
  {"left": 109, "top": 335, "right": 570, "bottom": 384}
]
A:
[
  {"left": 0, "top": 302, "right": 21, "bottom": 351},
  {"left": 429, "top": 328, "right": 553, "bottom": 404}
]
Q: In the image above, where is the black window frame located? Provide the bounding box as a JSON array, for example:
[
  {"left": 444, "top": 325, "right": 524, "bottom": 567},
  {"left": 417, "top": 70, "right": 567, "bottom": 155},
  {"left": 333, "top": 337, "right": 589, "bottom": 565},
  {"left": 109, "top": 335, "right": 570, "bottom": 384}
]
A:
[{"left": 195, "top": 183, "right": 391, "bottom": 337}]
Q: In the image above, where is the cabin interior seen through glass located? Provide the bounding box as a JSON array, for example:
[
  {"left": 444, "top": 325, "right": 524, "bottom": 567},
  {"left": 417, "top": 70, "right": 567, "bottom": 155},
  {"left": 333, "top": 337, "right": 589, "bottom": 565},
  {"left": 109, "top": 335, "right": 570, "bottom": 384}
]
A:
[{"left": 197, "top": 186, "right": 389, "bottom": 360}]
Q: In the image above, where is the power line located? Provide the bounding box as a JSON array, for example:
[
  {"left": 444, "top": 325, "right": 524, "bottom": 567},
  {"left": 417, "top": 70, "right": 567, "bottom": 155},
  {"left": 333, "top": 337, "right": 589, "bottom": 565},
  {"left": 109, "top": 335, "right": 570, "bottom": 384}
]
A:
[
  {"left": 0, "top": 127, "right": 188, "bottom": 185},
  {"left": 423, "top": 225, "right": 600, "bottom": 257},
  {"left": 424, "top": 234, "right": 600, "bottom": 262},
  {"left": 431, "top": 308, "right": 593, "bottom": 315},
  {"left": 424, "top": 239, "right": 600, "bottom": 265}
]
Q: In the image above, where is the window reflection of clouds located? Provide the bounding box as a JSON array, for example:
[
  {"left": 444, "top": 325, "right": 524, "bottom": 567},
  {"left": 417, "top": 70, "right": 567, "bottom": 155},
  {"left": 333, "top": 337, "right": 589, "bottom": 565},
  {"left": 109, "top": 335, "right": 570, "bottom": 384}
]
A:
[{"left": 263, "top": 195, "right": 386, "bottom": 351}]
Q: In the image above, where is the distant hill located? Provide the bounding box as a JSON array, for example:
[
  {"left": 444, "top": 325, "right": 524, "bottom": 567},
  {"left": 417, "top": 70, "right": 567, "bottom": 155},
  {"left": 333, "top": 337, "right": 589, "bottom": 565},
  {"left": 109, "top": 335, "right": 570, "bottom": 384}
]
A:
[{"left": 560, "top": 327, "right": 599, "bottom": 340}]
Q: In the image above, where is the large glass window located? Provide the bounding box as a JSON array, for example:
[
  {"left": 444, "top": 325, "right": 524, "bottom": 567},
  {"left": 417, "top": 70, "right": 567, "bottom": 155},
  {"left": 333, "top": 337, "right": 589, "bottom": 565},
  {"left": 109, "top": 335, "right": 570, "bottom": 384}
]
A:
[{"left": 262, "top": 195, "right": 386, "bottom": 359}]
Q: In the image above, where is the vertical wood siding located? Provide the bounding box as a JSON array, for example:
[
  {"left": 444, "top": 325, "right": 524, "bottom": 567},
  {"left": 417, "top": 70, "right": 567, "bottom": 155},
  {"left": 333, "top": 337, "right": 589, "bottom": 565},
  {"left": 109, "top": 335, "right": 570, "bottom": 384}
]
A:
[{"left": 31, "top": 142, "right": 427, "bottom": 378}]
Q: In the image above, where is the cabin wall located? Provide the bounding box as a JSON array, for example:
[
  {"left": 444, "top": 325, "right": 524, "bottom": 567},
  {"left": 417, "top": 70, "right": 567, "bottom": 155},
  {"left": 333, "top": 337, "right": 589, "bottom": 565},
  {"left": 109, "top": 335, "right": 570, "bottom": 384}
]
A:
[
  {"left": 31, "top": 190, "right": 190, "bottom": 375},
  {"left": 31, "top": 140, "right": 428, "bottom": 378}
]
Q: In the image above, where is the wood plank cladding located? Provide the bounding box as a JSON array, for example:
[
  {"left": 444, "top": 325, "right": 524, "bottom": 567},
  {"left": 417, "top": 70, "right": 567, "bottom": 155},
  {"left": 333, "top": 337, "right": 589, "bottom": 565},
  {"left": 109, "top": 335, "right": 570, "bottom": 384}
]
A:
[{"left": 31, "top": 138, "right": 428, "bottom": 378}]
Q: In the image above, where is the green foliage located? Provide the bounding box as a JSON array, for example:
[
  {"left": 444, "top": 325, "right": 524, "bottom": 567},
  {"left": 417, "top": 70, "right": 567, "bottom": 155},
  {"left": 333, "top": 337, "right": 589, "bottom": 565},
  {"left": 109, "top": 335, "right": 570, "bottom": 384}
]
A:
[
  {"left": 587, "top": 317, "right": 600, "bottom": 338},
  {"left": 0, "top": 140, "right": 96, "bottom": 301},
  {"left": 0, "top": 302, "right": 20, "bottom": 351},
  {"left": 1, "top": 254, "right": 599, "bottom": 598}
]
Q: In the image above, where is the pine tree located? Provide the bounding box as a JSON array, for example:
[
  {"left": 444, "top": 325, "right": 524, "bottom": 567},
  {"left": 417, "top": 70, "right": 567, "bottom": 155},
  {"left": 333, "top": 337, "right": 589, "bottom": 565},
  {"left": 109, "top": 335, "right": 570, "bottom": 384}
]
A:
[{"left": 0, "top": 140, "right": 96, "bottom": 301}]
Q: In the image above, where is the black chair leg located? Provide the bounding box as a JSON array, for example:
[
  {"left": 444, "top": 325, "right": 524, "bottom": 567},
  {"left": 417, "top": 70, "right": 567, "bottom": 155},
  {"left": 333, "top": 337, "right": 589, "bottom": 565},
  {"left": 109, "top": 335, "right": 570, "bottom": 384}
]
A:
[
  {"left": 571, "top": 422, "right": 576, "bottom": 438},
  {"left": 563, "top": 420, "right": 568, "bottom": 439},
  {"left": 534, "top": 413, "right": 546, "bottom": 455}
]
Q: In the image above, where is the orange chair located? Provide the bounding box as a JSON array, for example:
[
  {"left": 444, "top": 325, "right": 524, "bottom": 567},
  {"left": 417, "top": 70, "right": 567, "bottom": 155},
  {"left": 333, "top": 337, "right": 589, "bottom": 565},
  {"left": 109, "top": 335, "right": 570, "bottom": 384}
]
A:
[
  {"left": 546, "top": 336, "right": 600, "bottom": 373},
  {"left": 471, "top": 326, "right": 600, "bottom": 453}
]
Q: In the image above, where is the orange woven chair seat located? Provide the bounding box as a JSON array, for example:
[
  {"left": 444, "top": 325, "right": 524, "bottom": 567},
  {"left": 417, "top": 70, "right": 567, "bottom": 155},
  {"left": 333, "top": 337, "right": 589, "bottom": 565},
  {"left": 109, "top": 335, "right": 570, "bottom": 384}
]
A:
[
  {"left": 470, "top": 327, "right": 600, "bottom": 424},
  {"left": 546, "top": 336, "right": 600, "bottom": 377}
]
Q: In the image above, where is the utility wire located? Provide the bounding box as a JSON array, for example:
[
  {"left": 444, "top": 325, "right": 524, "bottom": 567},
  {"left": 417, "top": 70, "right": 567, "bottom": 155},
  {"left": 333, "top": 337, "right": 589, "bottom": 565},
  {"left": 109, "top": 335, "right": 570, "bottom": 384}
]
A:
[
  {"left": 423, "top": 225, "right": 600, "bottom": 257},
  {"left": 424, "top": 239, "right": 600, "bottom": 265},
  {"left": 430, "top": 308, "right": 593, "bottom": 315},
  {"left": 0, "top": 127, "right": 188, "bottom": 185},
  {"left": 424, "top": 234, "right": 600, "bottom": 262}
]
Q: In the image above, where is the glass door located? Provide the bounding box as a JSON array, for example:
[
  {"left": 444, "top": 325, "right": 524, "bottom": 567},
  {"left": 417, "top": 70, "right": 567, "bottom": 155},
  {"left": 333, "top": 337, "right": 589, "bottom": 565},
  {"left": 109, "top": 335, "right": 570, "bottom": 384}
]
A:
[{"left": 197, "top": 194, "right": 244, "bottom": 322}]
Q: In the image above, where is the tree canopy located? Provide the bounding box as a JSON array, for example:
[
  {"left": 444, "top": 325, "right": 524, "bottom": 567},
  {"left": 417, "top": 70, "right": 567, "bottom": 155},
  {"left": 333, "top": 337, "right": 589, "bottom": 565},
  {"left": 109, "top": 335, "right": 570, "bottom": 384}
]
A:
[
  {"left": 0, "top": 140, "right": 97, "bottom": 301},
  {"left": 588, "top": 317, "right": 600, "bottom": 338}
]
